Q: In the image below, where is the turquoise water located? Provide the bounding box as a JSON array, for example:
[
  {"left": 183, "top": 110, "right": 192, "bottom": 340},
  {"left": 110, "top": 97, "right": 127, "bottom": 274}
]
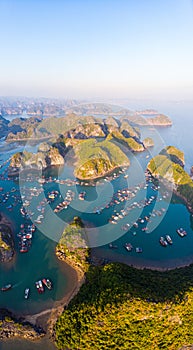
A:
[
  {"left": 0, "top": 159, "right": 75, "bottom": 315},
  {"left": 92, "top": 104, "right": 193, "bottom": 267},
  {"left": 1, "top": 105, "right": 193, "bottom": 349}
]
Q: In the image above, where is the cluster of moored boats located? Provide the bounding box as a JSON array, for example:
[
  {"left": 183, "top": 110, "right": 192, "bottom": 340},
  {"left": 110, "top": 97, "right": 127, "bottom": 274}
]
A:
[
  {"left": 54, "top": 190, "right": 75, "bottom": 213},
  {"left": 124, "top": 243, "right": 143, "bottom": 253},
  {"left": 0, "top": 278, "right": 53, "bottom": 299},
  {"left": 108, "top": 242, "right": 143, "bottom": 253},
  {"left": 159, "top": 228, "right": 187, "bottom": 247},
  {"left": 17, "top": 223, "right": 36, "bottom": 253},
  {"left": 159, "top": 235, "right": 173, "bottom": 247},
  {"left": 94, "top": 184, "right": 144, "bottom": 215},
  {"left": 110, "top": 201, "right": 166, "bottom": 227},
  {"left": 102, "top": 177, "right": 170, "bottom": 226},
  {"left": 35, "top": 278, "right": 52, "bottom": 294},
  {"left": 109, "top": 226, "right": 188, "bottom": 253}
]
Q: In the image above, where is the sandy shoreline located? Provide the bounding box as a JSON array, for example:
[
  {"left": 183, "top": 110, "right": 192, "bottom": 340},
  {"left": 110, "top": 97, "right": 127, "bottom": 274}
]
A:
[
  {"left": 23, "top": 256, "right": 85, "bottom": 340},
  {"left": 0, "top": 211, "right": 85, "bottom": 342},
  {"left": 23, "top": 248, "right": 193, "bottom": 327}
]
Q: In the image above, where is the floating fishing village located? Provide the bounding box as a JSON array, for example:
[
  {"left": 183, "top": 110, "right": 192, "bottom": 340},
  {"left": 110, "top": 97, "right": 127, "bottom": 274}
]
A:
[
  {"left": 1, "top": 0, "right": 193, "bottom": 347},
  {"left": 0, "top": 149, "right": 191, "bottom": 283},
  {"left": 1, "top": 106, "right": 193, "bottom": 350}
]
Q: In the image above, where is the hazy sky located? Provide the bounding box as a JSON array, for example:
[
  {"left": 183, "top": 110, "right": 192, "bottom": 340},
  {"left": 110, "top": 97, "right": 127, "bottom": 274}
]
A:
[{"left": 0, "top": 0, "right": 193, "bottom": 99}]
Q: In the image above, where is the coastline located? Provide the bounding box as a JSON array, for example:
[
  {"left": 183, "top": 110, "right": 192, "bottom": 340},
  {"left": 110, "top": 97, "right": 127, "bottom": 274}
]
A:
[
  {"left": 0, "top": 256, "right": 85, "bottom": 346},
  {"left": 149, "top": 174, "right": 193, "bottom": 215},
  {"left": 1, "top": 166, "right": 193, "bottom": 344},
  {"left": 0, "top": 212, "right": 15, "bottom": 264},
  {"left": 172, "top": 188, "right": 193, "bottom": 214},
  {"left": 74, "top": 163, "right": 129, "bottom": 181},
  {"left": 23, "top": 254, "right": 85, "bottom": 340},
  {"left": 91, "top": 248, "right": 193, "bottom": 272},
  {"left": 3, "top": 242, "right": 193, "bottom": 344},
  {"left": 6, "top": 136, "right": 52, "bottom": 143}
]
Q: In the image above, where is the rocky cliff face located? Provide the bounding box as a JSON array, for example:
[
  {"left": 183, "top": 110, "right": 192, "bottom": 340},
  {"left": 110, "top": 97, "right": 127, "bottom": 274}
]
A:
[
  {"left": 0, "top": 215, "right": 14, "bottom": 263},
  {"left": 10, "top": 143, "right": 64, "bottom": 171},
  {"left": 75, "top": 158, "right": 116, "bottom": 180},
  {"left": 143, "top": 137, "right": 154, "bottom": 148},
  {"left": 146, "top": 114, "right": 172, "bottom": 126},
  {"left": 120, "top": 114, "right": 172, "bottom": 126},
  {"left": 160, "top": 146, "right": 185, "bottom": 168},
  {"left": 0, "top": 116, "right": 9, "bottom": 137},
  {"left": 0, "top": 309, "right": 45, "bottom": 340},
  {"left": 147, "top": 146, "right": 193, "bottom": 212},
  {"left": 6, "top": 117, "right": 42, "bottom": 141},
  {"left": 68, "top": 123, "right": 105, "bottom": 139}
]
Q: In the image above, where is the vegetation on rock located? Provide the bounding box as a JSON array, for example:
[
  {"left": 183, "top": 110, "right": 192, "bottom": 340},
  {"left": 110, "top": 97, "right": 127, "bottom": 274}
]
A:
[
  {"left": 73, "top": 138, "right": 130, "bottom": 179},
  {"left": 0, "top": 309, "right": 44, "bottom": 340},
  {"left": 0, "top": 222, "right": 14, "bottom": 263},
  {"left": 55, "top": 262, "right": 193, "bottom": 350},
  {"left": 143, "top": 137, "right": 154, "bottom": 148},
  {"left": 10, "top": 144, "right": 64, "bottom": 170},
  {"left": 120, "top": 120, "right": 140, "bottom": 138},
  {"left": 160, "top": 146, "right": 185, "bottom": 167},
  {"left": 56, "top": 217, "right": 90, "bottom": 273},
  {"left": 147, "top": 146, "right": 193, "bottom": 210},
  {"left": 8, "top": 113, "right": 171, "bottom": 180},
  {"left": 107, "top": 130, "right": 144, "bottom": 152}
]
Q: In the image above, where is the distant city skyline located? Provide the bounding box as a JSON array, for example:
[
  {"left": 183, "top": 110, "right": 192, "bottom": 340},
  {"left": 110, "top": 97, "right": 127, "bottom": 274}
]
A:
[{"left": 0, "top": 0, "right": 193, "bottom": 100}]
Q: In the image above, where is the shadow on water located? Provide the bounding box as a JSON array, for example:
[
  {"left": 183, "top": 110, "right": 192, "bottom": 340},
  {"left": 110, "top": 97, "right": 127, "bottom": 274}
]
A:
[
  {"left": 2, "top": 262, "right": 193, "bottom": 350},
  {"left": 0, "top": 338, "right": 57, "bottom": 350},
  {"left": 71, "top": 263, "right": 193, "bottom": 306}
]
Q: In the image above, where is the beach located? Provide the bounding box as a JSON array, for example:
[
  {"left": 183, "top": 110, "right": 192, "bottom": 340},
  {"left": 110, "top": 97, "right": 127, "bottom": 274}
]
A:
[{"left": 23, "top": 254, "right": 85, "bottom": 340}]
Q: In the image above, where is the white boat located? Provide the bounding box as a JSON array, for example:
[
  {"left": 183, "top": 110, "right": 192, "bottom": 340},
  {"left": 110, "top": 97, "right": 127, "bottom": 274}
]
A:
[
  {"left": 159, "top": 237, "right": 167, "bottom": 247},
  {"left": 24, "top": 288, "right": 30, "bottom": 299},
  {"left": 165, "top": 235, "right": 173, "bottom": 244},
  {"left": 177, "top": 228, "right": 187, "bottom": 237},
  {"left": 124, "top": 243, "right": 133, "bottom": 252}
]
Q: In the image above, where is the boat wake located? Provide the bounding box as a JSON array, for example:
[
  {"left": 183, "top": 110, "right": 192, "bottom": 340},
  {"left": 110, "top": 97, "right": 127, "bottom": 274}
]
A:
[{"left": 12, "top": 281, "right": 23, "bottom": 288}]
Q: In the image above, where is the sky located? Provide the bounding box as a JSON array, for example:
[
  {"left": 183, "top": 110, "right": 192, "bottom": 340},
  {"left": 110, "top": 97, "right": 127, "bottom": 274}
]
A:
[{"left": 0, "top": 0, "right": 193, "bottom": 100}]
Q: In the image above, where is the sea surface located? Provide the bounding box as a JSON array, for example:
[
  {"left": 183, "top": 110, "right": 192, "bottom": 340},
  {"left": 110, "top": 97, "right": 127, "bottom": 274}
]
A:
[{"left": 0, "top": 101, "right": 193, "bottom": 349}]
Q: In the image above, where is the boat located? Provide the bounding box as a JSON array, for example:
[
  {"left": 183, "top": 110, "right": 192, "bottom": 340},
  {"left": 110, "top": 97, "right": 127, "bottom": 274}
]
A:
[
  {"left": 34, "top": 219, "right": 42, "bottom": 224},
  {"left": 48, "top": 194, "right": 55, "bottom": 199},
  {"left": 159, "top": 236, "right": 168, "bottom": 247},
  {"left": 79, "top": 191, "right": 86, "bottom": 200},
  {"left": 1, "top": 284, "right": 12, "bottom": 292},
  {"left": 176, "top": 228, "right": 187, "bottom": 237},
  {"left": 136, "top": 247, "right": 143, "bottom": 253},
  {"left": 165, "top": 235, "right": 173, "bottom": 244},
  {"left": 39, "top": 280, "right": 44, "bottom": 293},
  {"left": 19, "top": 247, "right": 28, "bottom": 253},
  {"left": 124, "top": 243, "right": 133, "bottom": 252},
  {"left": 24, "top": 288, "right": 30, "bottom": 299},
  {"left": 109, "top": 243, "right": 118, "bottom": 249},
  {"left": 35, "top": 280, "right": 44, "bottom": 294},
  {"left": 42, "top": 278, "right": 52, "bottom": 290}
]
